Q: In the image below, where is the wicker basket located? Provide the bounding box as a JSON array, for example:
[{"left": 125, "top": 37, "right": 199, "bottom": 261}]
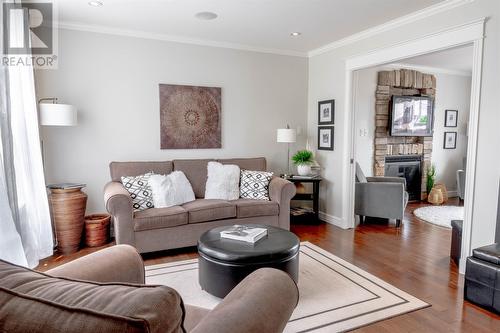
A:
[
  {"left": 84, "top": 214, "right": 110, "bottom": 247},
  {"left": 433, "top": 183, "right": 448, "bottom": 203}
]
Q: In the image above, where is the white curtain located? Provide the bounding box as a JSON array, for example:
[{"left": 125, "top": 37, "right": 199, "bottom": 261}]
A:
[
  {"left": 0, "top": 3, "right": 53, "bottom": 268},
  {"left": 0, "top": 67, "right": 28, "bottom": 267}
]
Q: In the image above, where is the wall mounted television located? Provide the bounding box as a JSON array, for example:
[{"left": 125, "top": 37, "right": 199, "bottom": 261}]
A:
[{"left": 390, "top": 96, "right": 434, "bottom": 137}]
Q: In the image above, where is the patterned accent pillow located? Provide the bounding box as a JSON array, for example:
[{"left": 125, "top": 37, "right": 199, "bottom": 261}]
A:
[
  {"left": 121, "top": 173, "right": 154, "bottom": 211},
  {"left": 239, "top": 170, "right": 274, "bottom": 200}
]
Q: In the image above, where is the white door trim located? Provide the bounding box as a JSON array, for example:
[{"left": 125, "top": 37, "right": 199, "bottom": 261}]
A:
[{"left": 343, "top": 18, "right": 485, "bottom": 274}]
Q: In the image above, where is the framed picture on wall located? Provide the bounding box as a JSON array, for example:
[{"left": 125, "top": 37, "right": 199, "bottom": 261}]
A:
[
  {"left": 318, "top": 126, "right": 334, "bottom": 150},
  {"left": 318, "top": 99, "right": 335, "bottom": 125},
  {"left": 445, "top": 109, "right": 458, "bottom": 127},
  {"left": 443, "top": 131, "right": 457, "bottom": 149}
]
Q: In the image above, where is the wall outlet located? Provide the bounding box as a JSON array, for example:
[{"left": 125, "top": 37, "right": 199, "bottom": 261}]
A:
[{"left": 359, "top": 128, "right": 368, "bottom": 137}]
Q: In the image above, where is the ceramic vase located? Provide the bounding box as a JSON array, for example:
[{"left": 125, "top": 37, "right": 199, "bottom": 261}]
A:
[{"left": 297, "top": 164, "right": 312, "bottom": 176}]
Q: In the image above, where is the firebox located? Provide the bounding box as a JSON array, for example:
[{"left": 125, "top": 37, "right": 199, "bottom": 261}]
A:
[{"left": 385, "top": 155, "right": 422, "bottom": 201}]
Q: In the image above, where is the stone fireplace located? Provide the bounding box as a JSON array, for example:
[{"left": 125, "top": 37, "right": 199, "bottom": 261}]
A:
[{"left": 374, "top": 69, "right": 436, "bottom": 200}]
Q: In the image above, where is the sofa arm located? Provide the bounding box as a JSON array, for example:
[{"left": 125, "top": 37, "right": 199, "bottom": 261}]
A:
[
  {"left": 269, "top": 176, "right": 296, "bottom": 230},
  {"left": 355, "top": 182, "right": 405, "bottom": 220},
  {"left": 46, "top": 245, "right": 145, "bottom": 284},
  {"left": 191, "top": 268, "right": 298, "bottom": 333},
  {"left": 104, "top": 181, "right": 135, "bottom": 247}
]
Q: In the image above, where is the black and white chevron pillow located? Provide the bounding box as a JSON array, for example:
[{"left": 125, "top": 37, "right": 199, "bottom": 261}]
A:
[
  {"left": 121, "top": 173, "right": 154, "bottom": 211},
  {"left": 239, "top": 170, "right": 273, "bottom": 200}
]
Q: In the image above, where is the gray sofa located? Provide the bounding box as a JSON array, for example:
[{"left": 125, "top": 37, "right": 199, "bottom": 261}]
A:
[
  {"left": 0, "top": 245, "right": 298, "bottom": 333},
  {"left": 103, "top": 157, "right": 296, "bottom": 253},
  {"left": 354, "top": 162, "right": 408, "bottom": 227}
]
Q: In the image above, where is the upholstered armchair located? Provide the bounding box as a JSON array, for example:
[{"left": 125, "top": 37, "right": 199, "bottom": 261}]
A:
[
  {"left": 354, "top": 163, "right": 409, "bottom": 227},
  {"left": 0, "top": 245, "right": 298, "bottom": 333}
]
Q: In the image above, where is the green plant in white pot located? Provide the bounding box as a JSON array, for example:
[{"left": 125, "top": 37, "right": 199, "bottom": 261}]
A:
[{"left": 292, "top": 150, "right": 314, "bottom": 176}]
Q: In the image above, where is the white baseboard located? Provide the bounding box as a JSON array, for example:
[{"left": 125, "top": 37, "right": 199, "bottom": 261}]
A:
[{"left": 319, "top": 211, "right": 348, "bottom": 229}]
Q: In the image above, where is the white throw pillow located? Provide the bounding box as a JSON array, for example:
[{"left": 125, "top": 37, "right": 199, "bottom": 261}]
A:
[
  {"left": 204, "top": 161, "right": 240, "bottom": 200},
  {"left": 148, "top": 171, "right": 195, "bottom": 208}
]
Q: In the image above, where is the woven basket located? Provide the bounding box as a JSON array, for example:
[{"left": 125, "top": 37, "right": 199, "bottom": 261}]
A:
[
  {"left": 84, "top": 214, "right": 110, "bottom": 247},
  {"left": 427, "top": 188, "right": 444, "bottom": 205},
  {"left": 433, "top": 183, "right": 448, "bottom": 203}
]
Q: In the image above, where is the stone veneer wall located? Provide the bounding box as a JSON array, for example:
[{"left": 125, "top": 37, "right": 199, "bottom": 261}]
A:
[{"left": 375, "top": 69, "right": 436, "bottom": 200}]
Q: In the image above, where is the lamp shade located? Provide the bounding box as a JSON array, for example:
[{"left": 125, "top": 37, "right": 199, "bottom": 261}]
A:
[
  {"left": 277, "top": 128, "right": 296, "bottom": 143},
  {"left": 39, "top": 103, "right": 77, "bottom": 126}
]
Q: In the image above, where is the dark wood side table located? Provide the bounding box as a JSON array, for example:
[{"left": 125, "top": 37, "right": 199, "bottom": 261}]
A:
[{"left": 285, "top": 176, "right": 322, "bottom": 221}]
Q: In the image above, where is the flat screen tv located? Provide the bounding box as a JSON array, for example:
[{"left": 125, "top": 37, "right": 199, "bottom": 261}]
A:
[{"left": 390, "top": 96, "right": 434, "bottom": 137}]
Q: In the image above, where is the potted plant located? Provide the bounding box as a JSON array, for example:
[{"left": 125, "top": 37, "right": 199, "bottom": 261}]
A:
[{"left": 292, "top": 150, "right": 314, "bottom": 176}]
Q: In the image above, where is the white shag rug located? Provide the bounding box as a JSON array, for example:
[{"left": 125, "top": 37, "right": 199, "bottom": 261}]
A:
[
  {"left": 413, "top": 206, "right": 464, "bottom": 228},
  {"left": 146, "top": 242, "right": 428, "bottom": 332}
]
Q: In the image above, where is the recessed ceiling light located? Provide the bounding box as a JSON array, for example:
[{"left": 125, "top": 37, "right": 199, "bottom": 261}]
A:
[
  {"left": 291, "top": 32, "right": 301, "bottom": 37},
  {"left": 195, "top": 11, "right": 218, "bottom": 20},
  {"left": 88, "top": 1, "right": 103, "bottom": 7}
]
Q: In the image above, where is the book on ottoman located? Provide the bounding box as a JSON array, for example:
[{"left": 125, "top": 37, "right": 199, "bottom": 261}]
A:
[{"left": 220, "top": 225, "right": 268, "bottom": 243}]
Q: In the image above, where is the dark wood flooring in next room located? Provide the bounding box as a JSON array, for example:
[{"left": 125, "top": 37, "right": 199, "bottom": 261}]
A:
[{"left": 38, "top": 198, "right": 500, "bottom": 332}]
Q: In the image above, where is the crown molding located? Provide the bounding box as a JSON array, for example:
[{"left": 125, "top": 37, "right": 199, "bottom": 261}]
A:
[
  {"left": 308, "top": 0, "right": 475, "bottom": 57},
  {"left": 58, "top": 21, "right": 308, "bottom": 58},
  {"left": 384, "top": 63, "right": 472, "bottom": 77},
  {"left": 58, "top": 0, "right": 473, "bottom": 59}
]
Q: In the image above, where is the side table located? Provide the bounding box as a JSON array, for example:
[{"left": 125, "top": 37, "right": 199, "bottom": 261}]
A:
[
  {"left": 47, "top": 183, "right": 87, "bottom": 254},
  {"left": 285, "top": 176, "right": 322, "bottom": 222}
]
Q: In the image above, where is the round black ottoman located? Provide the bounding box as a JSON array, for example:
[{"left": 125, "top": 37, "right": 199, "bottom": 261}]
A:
[{"left": 198, "top": 225, "right": 299, "bottom": 298}]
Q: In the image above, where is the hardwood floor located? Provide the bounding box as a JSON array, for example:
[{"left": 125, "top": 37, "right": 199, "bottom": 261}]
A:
[{"left": 37, "top": 198, "right": 500, "bottom": 332}]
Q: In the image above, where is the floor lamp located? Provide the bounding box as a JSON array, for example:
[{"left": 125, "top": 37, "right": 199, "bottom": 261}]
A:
[
  {"left": 277, "top": 125, "right": 296, "bottom": 177},
  {"left": 38, "top": 98, "right": 78, "bottom": 249}
]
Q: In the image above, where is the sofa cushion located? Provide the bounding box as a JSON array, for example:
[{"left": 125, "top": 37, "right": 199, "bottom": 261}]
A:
[
  {"left": 110, "top": 161, "right": 173, "bottom": 182},
  {"left": 218, "top": 157, "right": 266, "bottom": 171},
  {"left": 148, "top": 171, "right": 195, "bottom": 208},
  {"left": 182, "top": 199, "right": 236, "bottom": 224},
  {"left": 240, "top": 170, "right": 273, "bottom": 200},
  {"left": 122, "top": 173, "right": 154, "bottom": 211},
  {"left": 134, "top": 206, "right": 188, "bottom": 231},
  {"left": 0, "top": 259, "right": 184, "bottom": 333},
  {"left": 205, "top": 162, "right": 240, "bottom": 200},
  {"left": 173, "top": 159, "right": 214, "bottom": 198},
  {"left": 233, "top": 199, "right": 279, "bottom": 218}
]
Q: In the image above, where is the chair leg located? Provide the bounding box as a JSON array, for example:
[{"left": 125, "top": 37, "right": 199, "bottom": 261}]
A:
[{"left": 396, "top": 219, "right": 402, "bottom": 228}]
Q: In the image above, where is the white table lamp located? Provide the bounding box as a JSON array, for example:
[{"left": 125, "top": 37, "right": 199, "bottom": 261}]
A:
[{"left": 277, "top": 125, "right": 296, "bottom": 177}]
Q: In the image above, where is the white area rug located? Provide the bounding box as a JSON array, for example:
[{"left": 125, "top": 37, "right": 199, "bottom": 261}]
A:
[
  {"left": 145, "top": 242, "right": 428, "bottom": 332},
  {"left": 413, "top": 206, "right": 464, "bottom": 228}
]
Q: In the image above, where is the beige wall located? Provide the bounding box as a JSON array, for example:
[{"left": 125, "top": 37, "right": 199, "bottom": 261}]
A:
[
  {"left": 308, "top": 0, "right": 499, "bottom": 249},
  {"left": 36, "top": 29, "right": 308, "bottom": 213}
]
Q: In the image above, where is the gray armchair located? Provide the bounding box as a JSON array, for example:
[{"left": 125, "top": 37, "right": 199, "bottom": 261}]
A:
[{"left": 355, "top": 163, "right": 408, "bottom": 227}]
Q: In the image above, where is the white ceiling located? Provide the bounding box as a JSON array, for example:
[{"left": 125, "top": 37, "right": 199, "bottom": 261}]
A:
[
  {"left": 398, "top": 44, "right": 473, "bottom": 75},
  {"left": 58, "top": 0, "right": 445, "bottom": 55}
]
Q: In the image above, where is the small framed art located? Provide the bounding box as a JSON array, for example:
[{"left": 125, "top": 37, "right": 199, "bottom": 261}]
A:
[
  {"left": 443, "top": 131, "right": 457, "bottom": 149},
  {"left": 445, "top": 109, "right": 458, "bottom": 127},
  {"left": 318, "top": 126, "right": 334, "bottom": 150},
  {"left": 318, "top": 99, "right": 335, "bottom": 125}
]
